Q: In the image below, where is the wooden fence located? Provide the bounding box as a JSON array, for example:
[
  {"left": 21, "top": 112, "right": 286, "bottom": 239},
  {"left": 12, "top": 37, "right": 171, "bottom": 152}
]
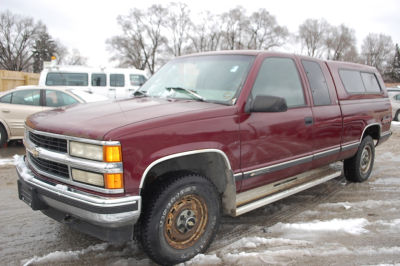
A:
[{"left": 0, "top": 70, "right": 40, "bottom": 92}]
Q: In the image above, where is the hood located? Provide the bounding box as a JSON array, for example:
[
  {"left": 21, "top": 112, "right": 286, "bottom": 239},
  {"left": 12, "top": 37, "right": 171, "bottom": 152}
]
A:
[{"left": 26, "top": 97, "right": 231, "bottom": 140}]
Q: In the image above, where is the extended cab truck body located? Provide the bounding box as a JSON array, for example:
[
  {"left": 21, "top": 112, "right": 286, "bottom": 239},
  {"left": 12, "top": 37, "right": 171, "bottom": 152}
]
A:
[{"left": 17, "top": 51, "right": 392, "bottom": 265}]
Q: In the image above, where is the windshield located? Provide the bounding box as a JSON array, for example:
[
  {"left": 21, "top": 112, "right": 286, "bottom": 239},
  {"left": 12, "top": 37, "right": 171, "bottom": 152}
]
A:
[
  {"left": 139, "top": 55, "right": 254, "bottom": 105},
  {"left": 46, "top": 72, "right": 88, "bottom": 86}
]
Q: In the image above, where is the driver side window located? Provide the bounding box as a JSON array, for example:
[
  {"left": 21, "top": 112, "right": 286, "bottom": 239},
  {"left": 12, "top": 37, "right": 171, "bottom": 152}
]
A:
[{"left": 251, "top": 57, "right": 305, "bottom": 108}]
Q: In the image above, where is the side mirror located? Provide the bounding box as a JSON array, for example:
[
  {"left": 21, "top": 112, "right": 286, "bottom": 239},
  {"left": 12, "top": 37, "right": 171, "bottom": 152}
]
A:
[{"left": 249, "top": 95, "right": 288, "bottom": 112}]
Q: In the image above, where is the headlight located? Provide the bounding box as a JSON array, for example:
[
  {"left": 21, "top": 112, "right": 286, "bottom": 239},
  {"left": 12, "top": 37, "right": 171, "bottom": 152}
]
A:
[
  {"left": 72, "top": 169, "right": 104, "bottom": 187},
  {"left": 70, "top": 141, "right": 103, "bottom": 161}
]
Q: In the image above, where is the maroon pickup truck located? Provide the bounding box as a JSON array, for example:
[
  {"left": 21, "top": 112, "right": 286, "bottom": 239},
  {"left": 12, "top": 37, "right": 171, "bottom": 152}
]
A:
[{"left": 17, "top": 51, "right": 392, "bottom": 264}]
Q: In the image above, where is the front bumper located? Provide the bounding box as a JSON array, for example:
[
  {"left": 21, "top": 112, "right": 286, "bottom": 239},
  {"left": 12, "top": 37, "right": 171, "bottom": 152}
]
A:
[{"left": 16, "top": 156, "right": 141, "bottom": 242}]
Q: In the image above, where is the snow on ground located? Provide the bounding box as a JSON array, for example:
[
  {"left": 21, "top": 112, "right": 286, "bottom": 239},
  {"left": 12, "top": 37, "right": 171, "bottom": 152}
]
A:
[
  {"left": 270, "top": 218, "right": 369, "bottom": 235},
  {"left": 22, "top": 243, "right": 109, "bottom": 266},
  {"left": 0, "top": 157, "right": 15, "bottom": 166}
]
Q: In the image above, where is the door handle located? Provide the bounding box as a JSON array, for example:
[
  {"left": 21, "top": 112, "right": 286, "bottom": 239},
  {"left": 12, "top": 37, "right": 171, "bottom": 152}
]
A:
[
  {"left": 304, "top": 117, "right": 313, "bottom": 125},
  {"left": 2, "top": 109, "right": 10, "bottom": 113}
]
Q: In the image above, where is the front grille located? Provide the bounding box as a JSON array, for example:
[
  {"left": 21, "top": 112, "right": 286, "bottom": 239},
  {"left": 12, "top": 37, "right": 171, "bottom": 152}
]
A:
[
  {"left": 29, "top": 131, "right": 67, "bottom": 153},
  {"left": 28, "top": 153, "right": 69, "bottom": 179}
]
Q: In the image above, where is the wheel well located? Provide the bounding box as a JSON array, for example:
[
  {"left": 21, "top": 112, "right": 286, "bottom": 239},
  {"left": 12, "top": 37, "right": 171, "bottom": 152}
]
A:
[
  {"left": 363, "top": 124, "right": 380, "bottom": 141},
  {"left": 140, "top": 152, "right": 236, "bottom": 215}
]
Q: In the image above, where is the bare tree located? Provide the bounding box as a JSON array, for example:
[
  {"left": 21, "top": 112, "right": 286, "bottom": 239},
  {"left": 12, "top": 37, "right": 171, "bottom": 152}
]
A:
[
  {"left": 167, "top": 2, "right": 192, "bottom": 56},
  {"left": 298, "top": 18, "right": 329, "bottom": 57},
  {"left": 361, "top": 33, "right": 394, "bottom": 73},
  {"left": 0, "top": 10, "right": 41, "bottom": 71},
  {"left": 324, "top": 24, "right": 357, "bottom": 61},
  {"left": 247, "top": 9, "right": 288, "bottom": 50},
  {"left": 107, "top": 5, "right": 168, "bottom": 74},
  {"left": 62, "top": 48, "right": 88, "bottom": 66},
  {"left": 220, "top": 6, "right": 249, "bottom": 50},
  {"left": 189, "top": 11, "right": 221, "bottom": 52}
]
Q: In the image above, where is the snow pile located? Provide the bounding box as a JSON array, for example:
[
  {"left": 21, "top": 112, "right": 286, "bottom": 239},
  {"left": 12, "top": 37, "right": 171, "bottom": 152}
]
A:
[
  {"left": 376, "top": 152, "right": 400, "bottom": 162},
  {"left": 180, "top": 254, "right": 222, "bottom": 265},
  {"left": 13, "top": 155, "right": 33, "bottom": 181},
  {"left": 374, "top": 219, "right": 400, "bottom": 234},
  {"left": 222, "top": 237, "right": 310, "bottom": 251},
  {"left": 0, "top": 154, "right": 22, "bottom": 166},
  {"left": 270, "top": 218, "right": 369, "bottom": 235},
  {"left": 22, "top": 243, "right": 109, "bottom": 266},
  {"left": 0, "top": 158, "right": 15, "bottom": 166}
]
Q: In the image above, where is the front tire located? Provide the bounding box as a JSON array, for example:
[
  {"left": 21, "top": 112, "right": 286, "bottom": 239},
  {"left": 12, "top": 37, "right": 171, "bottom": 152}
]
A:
[
  {"left": 344, "top": 136, "right": 375, "bottom": 182},
  {"left": 139, "top": 173, "right": 220, "bottom": 265}
]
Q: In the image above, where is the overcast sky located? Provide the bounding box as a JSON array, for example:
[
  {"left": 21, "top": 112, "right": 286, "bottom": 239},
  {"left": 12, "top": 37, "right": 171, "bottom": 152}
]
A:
[{"left": 2, "top": 0, "right": 399, "bottom": 67}]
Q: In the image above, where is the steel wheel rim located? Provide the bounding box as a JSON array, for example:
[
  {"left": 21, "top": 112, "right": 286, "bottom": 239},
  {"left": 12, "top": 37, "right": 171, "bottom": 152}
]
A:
[
  {"left": 360, "top": 145, "right": 372, "bottom": 174},
  {"left": 164, "top": 194, "right": 208, "bottom": 250}
]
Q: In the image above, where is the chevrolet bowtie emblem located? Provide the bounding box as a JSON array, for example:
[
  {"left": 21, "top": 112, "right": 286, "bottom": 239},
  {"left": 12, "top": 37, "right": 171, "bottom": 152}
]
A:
[{"left": 30, "top": 147, "right": 39, "bottom": 158}]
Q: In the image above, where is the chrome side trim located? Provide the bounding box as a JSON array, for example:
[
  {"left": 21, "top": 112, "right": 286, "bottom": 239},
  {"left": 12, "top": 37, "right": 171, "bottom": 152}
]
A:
[
  {"left": 26, "top": 125, "right": 120, "bottom": 146},
  {"left": 235, "top": 170, "right": 342, "bottom": 216},
  {"left": 341, "top": 142, "right": 360, "bottom": 151},
  {"left": 242, "top": 155, "right": 313, "bottom": 180},
  {"left": 139, "top": 149, "right": 232, "bottom": 189},
  {"left": 240, "top": 147, "right": 342, "bottom": 180},
  {"left": 234, "top": 173, "right": 243, "bottom": 182},
  {"left": 313, "top": 147, "right": 341, "bottom": 160}
]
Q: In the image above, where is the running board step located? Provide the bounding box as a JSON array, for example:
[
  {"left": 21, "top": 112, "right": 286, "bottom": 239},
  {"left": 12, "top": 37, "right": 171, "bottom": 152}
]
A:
[{"left": 235, "top": 165, "right": 342, "bottom": 216}]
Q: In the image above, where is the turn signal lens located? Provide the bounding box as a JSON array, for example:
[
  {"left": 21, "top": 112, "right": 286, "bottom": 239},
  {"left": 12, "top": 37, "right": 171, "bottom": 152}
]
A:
[
  {"left": 105, "top": 173, "right": 123, "bottom": 189},
  {"left": 104, "top": 146, "right": 122, "bottom": 162}
]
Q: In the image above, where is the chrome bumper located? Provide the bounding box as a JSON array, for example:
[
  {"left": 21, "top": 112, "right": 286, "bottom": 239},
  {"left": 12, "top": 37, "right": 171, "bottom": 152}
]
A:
[{"left": 16, "top": 156, "right": 141, "bottom": 228}]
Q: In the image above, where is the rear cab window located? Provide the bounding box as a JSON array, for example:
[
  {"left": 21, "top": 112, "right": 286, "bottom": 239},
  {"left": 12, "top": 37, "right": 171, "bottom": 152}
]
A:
[
  {"left": 302, "top": 60, "right": 331, "bottom": 106},
  {"left": 339, "top": 69, "right": 381, "bottom": 94}
]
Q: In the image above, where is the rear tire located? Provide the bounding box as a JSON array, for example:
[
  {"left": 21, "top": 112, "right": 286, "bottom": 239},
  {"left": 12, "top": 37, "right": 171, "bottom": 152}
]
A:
[
  {"left": 139, "top": 173, "right": 220, "bottom": 265},
  {"left": 0, "top": 125, "right": 7, "bottom": 147},
  {"left": 344, "top": 136, "right": 375, "bottom": 182}
]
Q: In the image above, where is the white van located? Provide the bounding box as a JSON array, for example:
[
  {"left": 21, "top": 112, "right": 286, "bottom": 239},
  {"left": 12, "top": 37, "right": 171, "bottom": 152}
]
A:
[{"left": 39, "top": 66, "right": 148, "bottom": 99}]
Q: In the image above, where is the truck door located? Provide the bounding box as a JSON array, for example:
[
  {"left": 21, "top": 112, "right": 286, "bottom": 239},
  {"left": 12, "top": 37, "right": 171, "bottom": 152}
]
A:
[
  {"left": 240, "top": 56, "right": 314, "bottom": 191},
  {"left": 301, "top": 60, "right": 342, "bottom": 168}
]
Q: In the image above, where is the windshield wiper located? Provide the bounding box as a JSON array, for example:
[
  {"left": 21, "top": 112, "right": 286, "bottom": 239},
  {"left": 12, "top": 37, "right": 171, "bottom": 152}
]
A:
[{"left": 165, "top": 87, "right": 205, "bottom": 102}]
